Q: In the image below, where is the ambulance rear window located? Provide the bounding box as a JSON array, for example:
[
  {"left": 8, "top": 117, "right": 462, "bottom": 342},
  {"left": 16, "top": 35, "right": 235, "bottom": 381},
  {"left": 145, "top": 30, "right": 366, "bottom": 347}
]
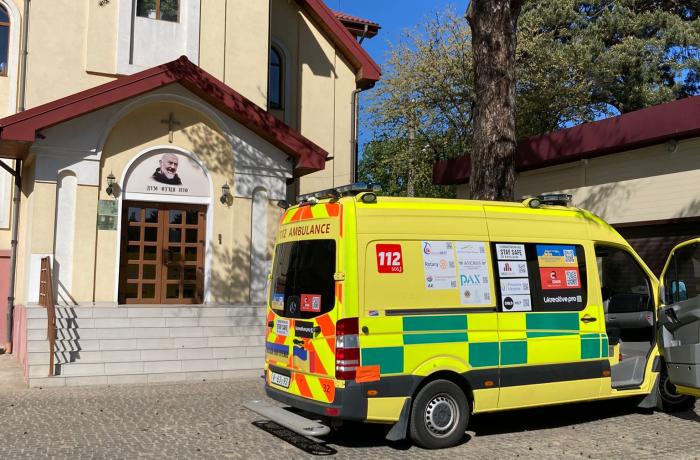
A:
[{"left": 270, "top": 239, "right": 336, "bottom": 319}]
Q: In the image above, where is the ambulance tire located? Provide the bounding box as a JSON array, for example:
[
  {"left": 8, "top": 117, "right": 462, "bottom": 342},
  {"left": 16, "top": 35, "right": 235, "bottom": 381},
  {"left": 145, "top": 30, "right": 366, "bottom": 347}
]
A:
[
  {"left": 409, "top": 380, "right": 469, "bottom": 449},
  {"left": 657, "top": 370, "right": 696, "bottom": 413}
]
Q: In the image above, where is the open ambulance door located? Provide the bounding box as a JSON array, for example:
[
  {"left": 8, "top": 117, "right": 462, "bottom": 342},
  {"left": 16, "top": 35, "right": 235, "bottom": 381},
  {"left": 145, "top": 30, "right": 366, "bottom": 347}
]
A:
[{"left": 658, "top": 238, "right": 700, "bottom": 398}]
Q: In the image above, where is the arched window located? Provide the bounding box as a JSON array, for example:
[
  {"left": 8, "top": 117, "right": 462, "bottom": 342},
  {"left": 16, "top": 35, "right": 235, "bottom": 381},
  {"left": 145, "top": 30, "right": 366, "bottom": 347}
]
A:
[
  {"left": 268, "top": 46, "right": 283, "bottom": 110},
  {"left": 0, "top": 6, "right": 9, "bottom": 76}
]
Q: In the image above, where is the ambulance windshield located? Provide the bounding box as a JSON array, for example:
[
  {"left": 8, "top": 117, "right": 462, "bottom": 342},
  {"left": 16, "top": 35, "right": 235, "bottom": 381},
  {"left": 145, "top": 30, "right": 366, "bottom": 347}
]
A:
[{"left": 270, "top": 239, "right": 336, "bottom": 319}]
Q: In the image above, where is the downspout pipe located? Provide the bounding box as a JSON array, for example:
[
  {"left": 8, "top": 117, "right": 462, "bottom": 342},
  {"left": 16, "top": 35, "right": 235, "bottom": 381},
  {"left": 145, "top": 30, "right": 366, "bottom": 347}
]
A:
[
  {"left": 4, "top": 0, "right": 30, "bottom": 352},
  {"left": 350, "top": 84, "right": 373, "bottom": 183},
  {"left": 18, "top": 0, "right": 30, "bottom": 112},
  {"left": 3, "top": 160, "right": 21, "bottom": 353}
]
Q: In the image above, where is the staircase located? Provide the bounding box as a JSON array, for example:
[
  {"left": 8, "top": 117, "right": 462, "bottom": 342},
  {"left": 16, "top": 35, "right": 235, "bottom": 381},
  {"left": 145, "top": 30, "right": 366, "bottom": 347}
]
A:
[{"left": 25, "top": 304, "right": 266, "bottom": 387}]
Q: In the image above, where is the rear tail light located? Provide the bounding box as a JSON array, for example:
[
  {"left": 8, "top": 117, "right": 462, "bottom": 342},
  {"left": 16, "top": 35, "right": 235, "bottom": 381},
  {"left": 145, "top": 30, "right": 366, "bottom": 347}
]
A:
[{"left": 335, "top": 318, "right": 359, "bottom": 380}]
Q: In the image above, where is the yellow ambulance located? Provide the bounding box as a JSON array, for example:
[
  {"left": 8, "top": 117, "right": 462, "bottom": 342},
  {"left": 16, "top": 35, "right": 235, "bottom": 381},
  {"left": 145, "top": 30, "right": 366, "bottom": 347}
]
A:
[{"left": 247, "top": 184, "right": 700, "bottom": 449}]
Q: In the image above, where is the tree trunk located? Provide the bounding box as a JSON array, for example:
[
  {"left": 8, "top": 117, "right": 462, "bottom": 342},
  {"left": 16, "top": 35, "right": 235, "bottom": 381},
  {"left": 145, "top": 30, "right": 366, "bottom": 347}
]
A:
[{"left": 467, "top": 0, "right": 522, "bottom": 201}]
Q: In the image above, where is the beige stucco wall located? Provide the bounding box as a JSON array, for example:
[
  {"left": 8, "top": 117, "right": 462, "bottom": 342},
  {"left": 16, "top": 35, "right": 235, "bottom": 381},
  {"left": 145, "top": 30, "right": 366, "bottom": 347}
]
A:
[
  {"left": 514, "top": 137, "right": 700, "bottom": 224},
  {"left": 24, "top": 0, "right": 113, "bottom": 108},
  {"left": 270, "top": 0, "right": 361, "bottom": 194},
  {"left": 0, "top": 74, "right": 10, "bottom": 116},
  {"left": 85, "top": 0, "right": 118, "bottom": 75}
]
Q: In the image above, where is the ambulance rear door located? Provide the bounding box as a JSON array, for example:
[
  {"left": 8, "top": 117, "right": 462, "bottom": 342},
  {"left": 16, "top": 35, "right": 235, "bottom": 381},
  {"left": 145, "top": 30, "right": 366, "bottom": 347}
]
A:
[{"left": 658, "top": 238, "right": 700, "bottom": 397}]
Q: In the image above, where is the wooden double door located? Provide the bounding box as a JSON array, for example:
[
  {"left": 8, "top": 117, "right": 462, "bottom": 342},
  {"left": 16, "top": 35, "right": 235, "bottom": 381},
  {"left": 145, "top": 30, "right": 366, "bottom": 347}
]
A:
[{"left": 119, "top": 201, "right": 206, "bottom": 304}]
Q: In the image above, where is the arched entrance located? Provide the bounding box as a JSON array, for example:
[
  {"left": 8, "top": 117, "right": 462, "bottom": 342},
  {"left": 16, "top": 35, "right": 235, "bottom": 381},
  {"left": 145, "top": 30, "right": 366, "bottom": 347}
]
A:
[{"left": 116, "top": 147, "right": 212, "bottom": 304}]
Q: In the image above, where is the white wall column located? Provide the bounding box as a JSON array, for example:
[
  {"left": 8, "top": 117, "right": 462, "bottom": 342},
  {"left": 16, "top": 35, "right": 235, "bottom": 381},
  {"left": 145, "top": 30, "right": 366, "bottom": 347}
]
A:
[
  {"left": 250, "top": 188, "right": 269, "bottom": 303},
  {"left": 53, "top": 172, "right": 78, "bottom": 304}
]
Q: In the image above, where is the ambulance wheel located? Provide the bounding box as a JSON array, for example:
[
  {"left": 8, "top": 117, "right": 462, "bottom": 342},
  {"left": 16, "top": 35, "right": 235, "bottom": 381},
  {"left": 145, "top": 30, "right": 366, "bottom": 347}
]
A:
[
  {"left": 409, "top": 380, "right": 469, "bottom": 449},
  {"left": 658, "top": 370, "right": 696, "bottom": 412}
]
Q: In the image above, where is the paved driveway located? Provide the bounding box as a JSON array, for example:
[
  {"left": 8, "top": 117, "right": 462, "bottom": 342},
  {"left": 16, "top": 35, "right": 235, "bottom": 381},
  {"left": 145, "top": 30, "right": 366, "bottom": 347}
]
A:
[{"left": 0, "top": 377, "right": 698, "bottom": 459}]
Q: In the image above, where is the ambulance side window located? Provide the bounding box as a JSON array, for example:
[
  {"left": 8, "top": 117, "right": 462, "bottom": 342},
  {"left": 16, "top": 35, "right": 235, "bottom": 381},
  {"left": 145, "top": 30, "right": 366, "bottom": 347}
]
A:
[
  {"left": 664, "top": 243, "right": 700, "bottom": 304},
  {"left": 595, "top": 246, "right": 651, "bottom": 313},
  {"left": 493, "top": 243, "right": 588, "bottom": 312}
]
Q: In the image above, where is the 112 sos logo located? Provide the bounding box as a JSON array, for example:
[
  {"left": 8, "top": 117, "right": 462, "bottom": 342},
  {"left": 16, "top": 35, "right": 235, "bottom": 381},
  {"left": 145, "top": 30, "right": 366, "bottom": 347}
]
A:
[{"left": 376, "top": 244, "right": 403, "bottom": 273}]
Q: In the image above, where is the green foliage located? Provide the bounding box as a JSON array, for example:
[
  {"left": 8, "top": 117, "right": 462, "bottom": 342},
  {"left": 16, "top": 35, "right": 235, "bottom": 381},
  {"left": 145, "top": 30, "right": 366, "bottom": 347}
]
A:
[
  {"left": 361, "top": 1, "right": 700, "bottom": 196},
  {"left": 358, "top": 138, "right": 455, "bottom": 198}
]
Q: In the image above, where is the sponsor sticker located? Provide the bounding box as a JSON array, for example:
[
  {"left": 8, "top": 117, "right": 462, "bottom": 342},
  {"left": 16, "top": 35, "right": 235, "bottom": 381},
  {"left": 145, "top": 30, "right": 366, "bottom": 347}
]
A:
[
  {"left": 500, "top": 278, "right": 531, "bottom": 295},
  {"left": 539, "top": 267, "right": 581, "bottom": 290},
  {"left": 502, "top": 294, "right": 532, "bottom": 312},
  {"left": 274, "top": 318, "right": 289, "bottom": 337},
  {"left": 536, "top": 244, "right": 578, "bottom": 267},
  {"left": 271, "top": 293, "right": 284, "bottom": 310},
  {"left": 300, "top": 294, "right": 322, "bottom": 313},
  {"left": 498, "top": 260, "right": 529, "bottom": 278},
  {"left": 265, "top": 341, "right": 289, "bottom": 358},
  {"left": 456, "top": 241, "right": 491, "bottom": 306},
  {"left": 376, "top": 243, "right": 404, "bottom": 273},
  {"left": 496, "top": 243, "right": 527, "bottom": 261},
  {"left": 422, "top": 241, "right": 457, "bottom": 289},
  {"left": 294, "top": 321, "right": 315, "bottom": 339}
]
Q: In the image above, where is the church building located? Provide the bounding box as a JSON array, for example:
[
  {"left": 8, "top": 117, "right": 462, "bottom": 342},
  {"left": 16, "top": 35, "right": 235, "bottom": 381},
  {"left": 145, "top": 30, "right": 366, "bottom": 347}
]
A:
[{"left": 0, "top": 0, "right": 380, "bottom": 387}]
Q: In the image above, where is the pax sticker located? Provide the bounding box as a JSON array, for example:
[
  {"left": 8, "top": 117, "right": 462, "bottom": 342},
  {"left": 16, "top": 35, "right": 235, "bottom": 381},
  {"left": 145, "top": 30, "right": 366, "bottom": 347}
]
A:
[
  {"left": 300, "top": 294, "right": 322, "bottom": 312},
  {"left": 376, "top": 244, "right": 404, "bottom": 273}
]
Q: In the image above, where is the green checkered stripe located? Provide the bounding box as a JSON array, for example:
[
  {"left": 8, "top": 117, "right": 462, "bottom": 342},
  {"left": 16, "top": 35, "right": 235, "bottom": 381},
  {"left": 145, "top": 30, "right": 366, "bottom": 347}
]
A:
[{"left": 360, "top": 313, "right": 610, "bottom": 373}]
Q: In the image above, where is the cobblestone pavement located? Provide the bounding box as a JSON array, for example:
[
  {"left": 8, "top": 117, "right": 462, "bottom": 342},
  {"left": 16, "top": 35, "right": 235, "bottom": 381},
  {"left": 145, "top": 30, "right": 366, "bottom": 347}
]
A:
[{"left": 1, "top": 377, "right": 698, "bottom": 459}]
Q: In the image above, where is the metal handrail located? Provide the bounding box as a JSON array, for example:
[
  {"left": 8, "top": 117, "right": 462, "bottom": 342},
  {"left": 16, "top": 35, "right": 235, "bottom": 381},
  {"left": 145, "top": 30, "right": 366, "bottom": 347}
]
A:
[{"left": 38, "top": 257, "right": 56, "bottom": 376}]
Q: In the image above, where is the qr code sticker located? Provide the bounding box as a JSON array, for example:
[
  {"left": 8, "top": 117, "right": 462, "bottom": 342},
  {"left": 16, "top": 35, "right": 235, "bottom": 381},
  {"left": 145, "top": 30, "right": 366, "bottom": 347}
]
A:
[
  {"left": 565, "top": 269, "right": 579, "bottom": 286},
  {"left": 518, "top": 264, "right": 527, "bottom": 274},
  {"left": 482, "top": 276, "right": 489, "bottom": 283},
  {"left": 522, "top": 298, "right": 531, "bottom": 307},
  {"left": 450, "top": 280, "right": 457, "bottom": 288},
  {"left": 564, "top": 249, "right": 575, "bottom": 264},
  {"left": 446, "top": 242, "right": 453, "bottom": 249}
]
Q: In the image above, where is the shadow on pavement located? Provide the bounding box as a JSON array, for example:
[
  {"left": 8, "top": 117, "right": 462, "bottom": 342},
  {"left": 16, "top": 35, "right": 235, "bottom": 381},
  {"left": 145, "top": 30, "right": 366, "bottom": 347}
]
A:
[
  {"left": 251, "top": 398, "right": 698, "bottom": 454},
  {"left": 470, "top": 398, "right": 697, "bottom": 436}
]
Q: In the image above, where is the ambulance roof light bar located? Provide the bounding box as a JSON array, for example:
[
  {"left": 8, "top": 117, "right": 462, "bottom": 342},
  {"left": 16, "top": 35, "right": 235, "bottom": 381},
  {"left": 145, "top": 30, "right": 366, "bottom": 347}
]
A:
[
  {"left": 297, "top": 182, "right": 382, "bottom": 204},
  {"left": 523, "top": 193, "right": 572, "bottom": 208}
]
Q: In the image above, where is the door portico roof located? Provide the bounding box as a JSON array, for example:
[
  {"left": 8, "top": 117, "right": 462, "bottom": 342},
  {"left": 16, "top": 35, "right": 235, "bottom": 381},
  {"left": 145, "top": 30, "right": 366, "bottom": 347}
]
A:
[{"left": 0, "top": 56, "right": 328, "bottom": 176}]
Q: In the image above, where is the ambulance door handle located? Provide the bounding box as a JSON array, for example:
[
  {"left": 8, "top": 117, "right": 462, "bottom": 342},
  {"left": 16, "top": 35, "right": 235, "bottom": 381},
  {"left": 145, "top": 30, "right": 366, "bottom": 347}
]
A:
[
  {"left": 267, "top": 321, "right": 274, "bottom": 328},
  {"left": 581, "top": 315, "right": 597, "bottom": 323},
  {"left": 362, "top": 326, "right": 369, "bottom": 334}
]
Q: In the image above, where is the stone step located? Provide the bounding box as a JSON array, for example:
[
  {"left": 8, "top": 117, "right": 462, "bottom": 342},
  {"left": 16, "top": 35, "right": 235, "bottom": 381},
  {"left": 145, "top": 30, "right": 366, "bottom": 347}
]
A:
[
  {"left": 29, "top": 323, "right": 267, "bottom": 341},
  {"left": 28, "top": 368, "right": 262, "bottom": 388},
  {"left": 26, "top": 315, "right": 265, "bottom": 332},
  {"left": 27, "top": 325, "right": 266, "bottom": 345},
  {"left": 28, "top": 355, "right": 263, "bottom": 378},
  {"left": 26, "top": 305, "right": 266, "bottom": 320},
  {"left": 27, "top": 332, "right": 265, "bottom": 353},
  {"left": 27, "top": 342, "right": 265, "bottom": 365}
]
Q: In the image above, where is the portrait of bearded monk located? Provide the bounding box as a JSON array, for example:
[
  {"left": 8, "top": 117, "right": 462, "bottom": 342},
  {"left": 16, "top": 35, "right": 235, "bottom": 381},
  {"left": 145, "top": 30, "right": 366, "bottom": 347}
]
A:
[{"left": 152, "top": 153, "right": 183, "bottom": 185}]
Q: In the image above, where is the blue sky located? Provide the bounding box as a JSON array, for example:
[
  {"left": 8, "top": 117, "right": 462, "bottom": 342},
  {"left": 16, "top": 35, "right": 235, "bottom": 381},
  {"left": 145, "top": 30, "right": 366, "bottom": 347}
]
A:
[{"left": 326, "top": 0, "right": 465, "bottom": 153}]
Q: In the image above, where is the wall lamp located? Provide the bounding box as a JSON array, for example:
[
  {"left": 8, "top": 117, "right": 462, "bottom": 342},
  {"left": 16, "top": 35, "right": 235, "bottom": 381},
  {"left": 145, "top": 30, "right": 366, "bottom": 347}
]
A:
[
  {"left": 220, "top": 182, "right": 232, "bottom": 205},
  {"left": 105, "top": 171, "right": 116, "bottom": 197}
]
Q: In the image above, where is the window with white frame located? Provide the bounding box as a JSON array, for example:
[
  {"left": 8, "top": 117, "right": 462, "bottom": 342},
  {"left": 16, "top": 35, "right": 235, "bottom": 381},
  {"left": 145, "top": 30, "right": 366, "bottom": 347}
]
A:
[
  {"left": 0, "top": 5, "right": 10, "bottom": 76},
  {"left": 136, "top": 0, "right": 179, "bottom": 22}
]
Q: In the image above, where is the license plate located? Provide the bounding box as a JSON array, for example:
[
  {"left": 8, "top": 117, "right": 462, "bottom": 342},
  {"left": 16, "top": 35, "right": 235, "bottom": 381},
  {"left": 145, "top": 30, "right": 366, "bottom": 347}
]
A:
[{"left": 270, "top": 371, "right": 290, "bottom": 389}]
